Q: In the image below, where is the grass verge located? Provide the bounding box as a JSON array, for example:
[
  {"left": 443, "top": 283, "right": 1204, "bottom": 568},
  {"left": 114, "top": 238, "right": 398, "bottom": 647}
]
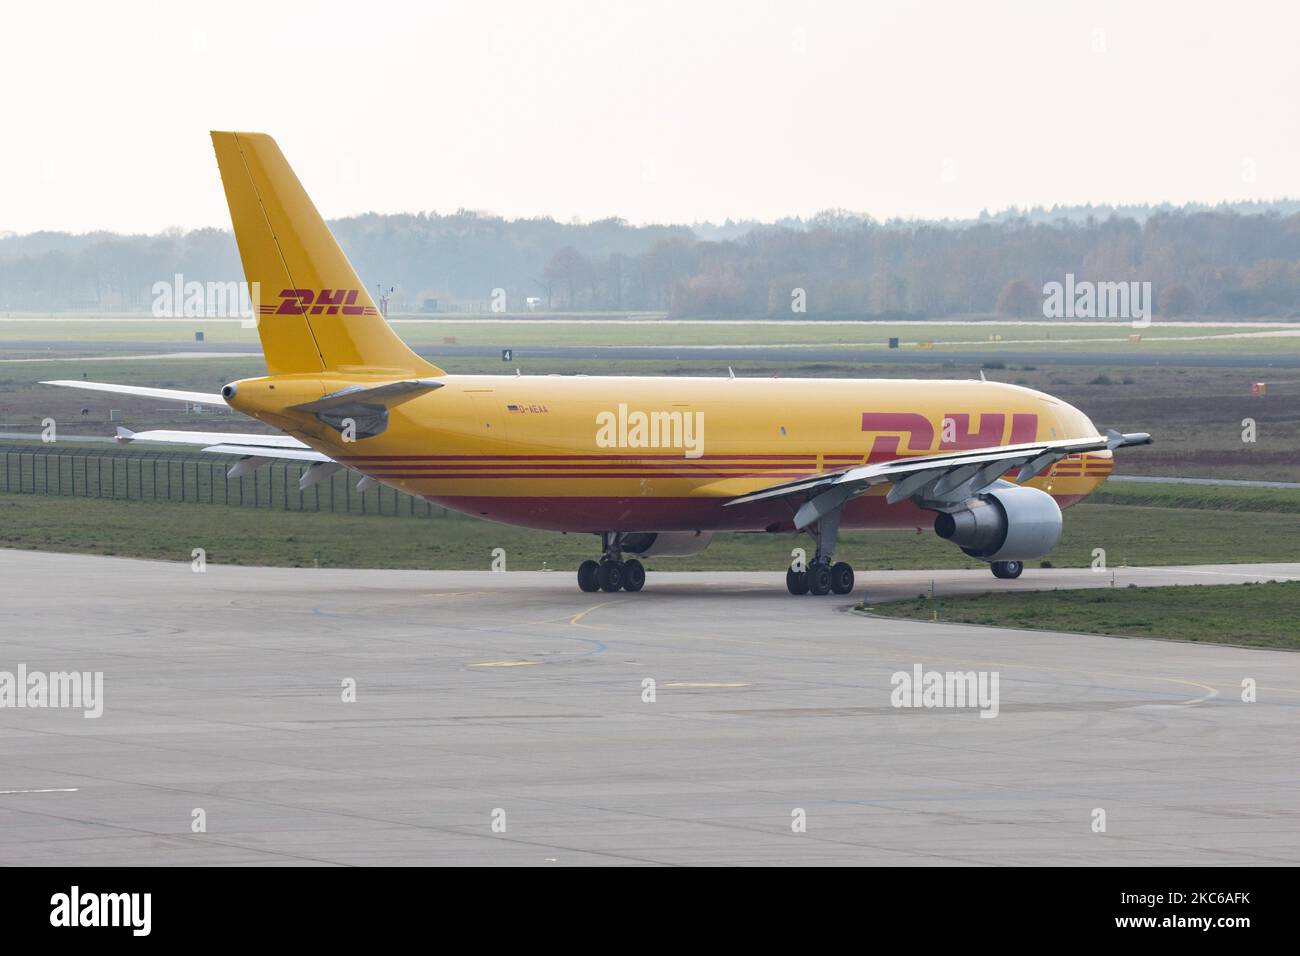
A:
[
  {"left": 3, "top": 491, "right": 1300, "bottom": 571},
  {"left": 870, "top": 581, "right": 1300, "bottom": 650},
  {"left": 1091, "top": 481, "right": 1300, "bottom": 513}
]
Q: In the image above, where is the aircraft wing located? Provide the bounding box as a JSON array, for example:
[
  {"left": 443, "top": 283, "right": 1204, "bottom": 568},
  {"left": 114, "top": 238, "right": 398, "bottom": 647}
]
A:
[
  {"left": 726, "top": 430, "right": 1152, "bottom": 530},
  {"left": 191, "top": 443, "right": 332, "bottom": 463},
  {"left": 41, "top": 380, "right": 226, "bottom": 405},
  {"left": 113, "top": 427, "right": 332, "bottom": 462},
  {"left": 114, "top": 427, "right": 340, "bottom": 489}
]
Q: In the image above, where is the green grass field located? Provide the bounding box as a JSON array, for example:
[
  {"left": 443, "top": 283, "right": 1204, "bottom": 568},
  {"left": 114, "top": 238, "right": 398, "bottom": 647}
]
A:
[
  {"left": 1091, "top": 481, "right": 1300, "bottom": 512},
  {"left": 871, "top": 581, "right": 1300, "bottom": 650},
  {"left": 3, "top": 487, "right": 1299, "bottom": 571}
]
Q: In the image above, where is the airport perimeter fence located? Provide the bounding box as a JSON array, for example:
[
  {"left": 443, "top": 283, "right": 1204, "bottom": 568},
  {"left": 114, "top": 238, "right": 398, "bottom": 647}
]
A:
[{"left": 0, "top": 443, "right": 449, "bottom": 519}]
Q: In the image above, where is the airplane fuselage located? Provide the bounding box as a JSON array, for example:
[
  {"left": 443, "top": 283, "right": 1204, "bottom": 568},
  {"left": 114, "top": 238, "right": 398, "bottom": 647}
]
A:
[{"left": 228, "top": 373, "right": 1113, "bottom": 534}]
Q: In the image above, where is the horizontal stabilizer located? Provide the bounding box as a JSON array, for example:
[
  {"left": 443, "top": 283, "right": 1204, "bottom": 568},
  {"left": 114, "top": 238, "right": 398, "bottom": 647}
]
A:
[
  {"left": 288, "top": 378, "right": 445, "bottom": 440},
  {"left": 42, "top": 380, "right": 226, "bottom": 405},
  {"left": 288, "top": 378, "right": 445, "bottom": 414}
]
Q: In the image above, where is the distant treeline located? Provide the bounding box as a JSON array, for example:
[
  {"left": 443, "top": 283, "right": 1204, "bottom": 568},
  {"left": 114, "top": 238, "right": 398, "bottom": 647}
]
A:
[{"left": 3, "top": 202, "right": 1300, "bottom": 318}]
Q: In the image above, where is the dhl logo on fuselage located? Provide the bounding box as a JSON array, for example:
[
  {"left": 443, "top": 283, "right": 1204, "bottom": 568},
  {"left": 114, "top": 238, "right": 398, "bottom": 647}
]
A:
[
  {"left": 256, "top": 289, "right": 380, "bottom": 317},
  {"left": 861, "top": 411, "right": 1038, "bottom": 460},
  {"left": 860, "top": 411, "right": 1111, "bottom": 476}
]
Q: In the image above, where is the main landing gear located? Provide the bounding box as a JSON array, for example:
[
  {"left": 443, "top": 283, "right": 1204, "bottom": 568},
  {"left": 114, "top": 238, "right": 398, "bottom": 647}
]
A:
[
  {"left": 785, "top": 504, "right": 855, "bottom": 596},
  {"left": 786, "top": 560, "right": 854, "bottom": 596},
  {"left": 577, "top": 533, "right": 646, "bottom": 593}
]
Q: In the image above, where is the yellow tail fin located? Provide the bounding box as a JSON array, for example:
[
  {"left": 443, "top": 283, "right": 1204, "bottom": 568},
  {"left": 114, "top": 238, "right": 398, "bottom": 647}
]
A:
[{"left": 210, "top": 131, "right": 440, "bottom": 377}]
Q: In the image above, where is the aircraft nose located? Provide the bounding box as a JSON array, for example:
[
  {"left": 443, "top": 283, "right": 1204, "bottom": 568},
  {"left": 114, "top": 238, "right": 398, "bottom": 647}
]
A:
[{"left": 1054, "top": 397, "right": 1101, "bottom": 440}]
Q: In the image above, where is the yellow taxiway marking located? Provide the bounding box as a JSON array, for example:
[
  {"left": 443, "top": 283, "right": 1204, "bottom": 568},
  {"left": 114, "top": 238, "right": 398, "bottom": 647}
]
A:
[
  {"left": 564, "top": 601, "right": 770, "bottom": 647},
  {"left": 664, "top": 682, "right": 750, "bottom": 689},
  {"left": 569, "top": 602, "right": 615, "bottom": 625},
  {"left": 470, "top": 661, "right": 540, "bottom": 668}
]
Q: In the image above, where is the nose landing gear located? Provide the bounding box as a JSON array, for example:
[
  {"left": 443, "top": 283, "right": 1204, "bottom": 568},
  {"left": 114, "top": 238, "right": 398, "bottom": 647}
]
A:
[{"left": 991, "top": 560, "right": 1024, "bottom": 579}]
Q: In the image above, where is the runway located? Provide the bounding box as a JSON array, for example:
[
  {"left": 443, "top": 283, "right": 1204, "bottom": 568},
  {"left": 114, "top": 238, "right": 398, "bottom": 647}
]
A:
[
  {"left": 5, "top": 339, "right": 1300, "bottom": 368},
  {"left": 2, "top": 550, "right": 1298, "bottom": 866}
]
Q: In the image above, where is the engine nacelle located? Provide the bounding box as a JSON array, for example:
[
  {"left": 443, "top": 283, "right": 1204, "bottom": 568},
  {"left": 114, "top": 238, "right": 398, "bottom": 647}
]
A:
[
  {"left": 620, "top": 531, "right": 713, "bottom": 557},
  {"left": 933, "top": 485, "right": 1062, "bottom": 562}
]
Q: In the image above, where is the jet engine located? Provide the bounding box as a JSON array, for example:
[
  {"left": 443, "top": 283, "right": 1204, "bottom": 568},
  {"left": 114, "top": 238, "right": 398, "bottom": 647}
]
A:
[
  {"left": 620, "top": 531, "right": 714, "bottom": 557},
  {"left": 933, "top": 485, "right": 1062, "bottom": 562}
]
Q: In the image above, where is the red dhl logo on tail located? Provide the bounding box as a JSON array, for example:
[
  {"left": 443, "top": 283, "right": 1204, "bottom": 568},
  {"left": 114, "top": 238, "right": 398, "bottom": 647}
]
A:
[{"left": 256, "top": 289, "right": 379, "bottom": 316}]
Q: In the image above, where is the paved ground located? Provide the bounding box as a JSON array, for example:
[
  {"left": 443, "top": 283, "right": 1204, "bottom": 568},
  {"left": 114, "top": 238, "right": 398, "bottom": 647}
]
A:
[{"left": 2, "top": 551, "right": 1298, "bottom": 866}]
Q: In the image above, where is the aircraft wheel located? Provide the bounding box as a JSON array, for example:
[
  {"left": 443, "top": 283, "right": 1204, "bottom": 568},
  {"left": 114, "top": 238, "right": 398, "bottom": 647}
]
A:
[
  {"left": 622, "top": 559, "right": 646, "bottom": 592},
  {"left": 786, "top": 567, "right": 809, "bottom": 595},
  {"left": 598, "top": 559, "right": 625, "bottom": 592},
  {"left": 808, "top": 563, "right": 833, "bottom": 596},
  {"left": 991, "top": 560, "right": 1024, "bottom": 579},
  {"left": 577, "top": 559, "right": 601, "bottom": 592},
  {"left": 830, "top": 561, "right": 855, "bottom": 595}
]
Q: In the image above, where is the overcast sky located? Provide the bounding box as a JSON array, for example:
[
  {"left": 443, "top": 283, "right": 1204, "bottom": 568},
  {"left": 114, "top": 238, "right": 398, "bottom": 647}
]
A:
[{"left": 2, "top": 0, "right": 1297, "bottom": 234}]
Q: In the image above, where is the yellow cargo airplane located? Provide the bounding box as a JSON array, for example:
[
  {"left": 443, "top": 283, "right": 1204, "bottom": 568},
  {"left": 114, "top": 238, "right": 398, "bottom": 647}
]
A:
[{"left": 46, "top": 132, "right": 1151, "bottom": 595}]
